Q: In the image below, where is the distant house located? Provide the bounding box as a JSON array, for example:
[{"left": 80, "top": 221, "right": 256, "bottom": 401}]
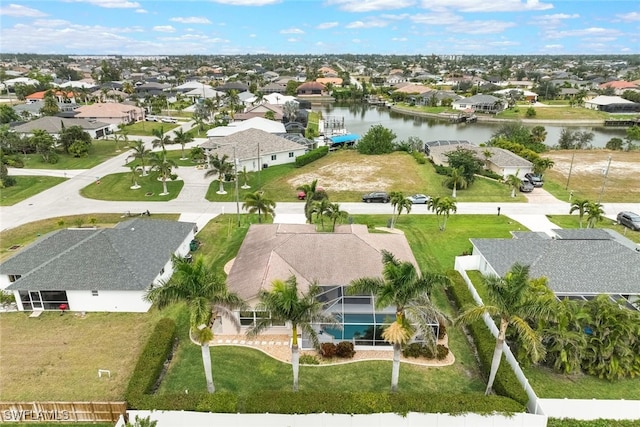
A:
[
  {"left": 206, "top": 116, "right": 286, "bottom": 138},
  {"left": 598, "top": 80, "right": 639, "bottom": 95},
  {"left": 216, "top": 81, "right": 250, "bottom": 93},
  {"left": 234, "top": 104, "right": 284, "bottom": 121},
  {"left": 584, "top": 95, "right": 640, "bottom": 113},
  {"left": 260, "top": 82, "right": 287, "bottom": 95},
  {"left": 296, "top": 82, "right": 327, "bottom": 96},
  {"left": 456, "top": 228, "right": 640, "bottom": 308},
  {"left": 425, "top": 140, "right": 532, "bottom": 179},
  {"left": 452, "top": 94, "right": 506, "bottom": 114},
  {"left": 201, "top": 128, "right": 306, "bottom": 172},
  {"left": 25, "top": 90, "right": 77, "bottom": 104},
  {"left": 0, "top": 219, "right": 196, "bottom": 313},
  {"left": 416, "top": 90, "right": 462, "bottom": 106},
  {"left": 11, "top": 116, "right": 111, "bottom": 139},
  {"left": 73, "top": 102, "right": 145, "bottom": 125},
  {"left": 223, "top": 223, "right": 425, "bottom": 347},
  {"left": 316, "top": 77, "right": 343, "bottom": 86}
]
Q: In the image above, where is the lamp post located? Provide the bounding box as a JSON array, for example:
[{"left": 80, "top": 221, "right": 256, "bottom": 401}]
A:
[
  {"left": 233, "top": 145, "right": 241, "bottom": 227},
  {"left": 597, "top": 155, "right": 612, "bottom": 204}
]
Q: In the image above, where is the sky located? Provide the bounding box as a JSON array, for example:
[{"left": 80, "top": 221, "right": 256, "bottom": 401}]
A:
[{"left": 0, "top": 0, "right": 639, "bottom": 56}]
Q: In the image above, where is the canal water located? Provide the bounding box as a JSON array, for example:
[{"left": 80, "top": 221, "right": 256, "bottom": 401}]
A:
[{"left": 315, "top": 103, "right": 627, "bottom": 149}]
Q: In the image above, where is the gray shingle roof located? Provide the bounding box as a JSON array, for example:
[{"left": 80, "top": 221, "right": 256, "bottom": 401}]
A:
[
  {"left": 1, "top": 219, "right": 195, "bottom": 292},
  {"left": 227, "top": 224, "right": 418, "bottom": 300},
  {"left": 471, "top": 229, "right": 640, "bottom": 295},
  {"left": 200, "top": 128, "right": 305, "bottom": 161},
  {"left": 12, "top": 117, "right": 110, "bottom": 134}
]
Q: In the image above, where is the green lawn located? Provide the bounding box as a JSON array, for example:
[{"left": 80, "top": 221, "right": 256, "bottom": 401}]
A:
[
  {"left": 495, "top": 106, "right": 608, "bottom": 121},
  {"left": 546, "top": 214, "right": 640, "bottom": 243},
  {"left": 80, "top": 171, "right": 184, "bottom": 201},
  {"left": 120, "top": 121, "right": 178, "bottom": 137},
  {"left": 20, "top": 140, "right": 120, "bottom": 169},
  {"left": 205, "top": 150, "right": 525, "bottom": 203},
  {"left": 126, "top": 149, "right": 202, "bottom": 168},
  {"left": 0, "top": 176, "right": 66, "bottom": 206}
]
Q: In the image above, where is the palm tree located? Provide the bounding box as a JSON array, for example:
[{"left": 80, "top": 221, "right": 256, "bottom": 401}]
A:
[
  {"left": 149, "top": 151, "right": 177, "bottom": 196},
  {"left": 247, "top": 275, "right": 339, "bottom": 391},
  {"left": 431, "top": 197, "right": 457, "bottom": 231},
  {"left": 530, "top": 126, "right": 547, "bottom": 144},
  {"left": 482, "top": 149, "right": 493, "bottom": 169},
  {"left": 585, "top": 201, "right": 604, "bottom": 228},
  {"left": 325, "top": 202, "right": 348, "bottom": 232},
  {"left": 205, "top": 153, "right": 233, "bottom": 194},
  {"left": 151, "top": 127, "right": 171, "bottom": 154},
  {"left": 238, "top": 166, "right": 251, "bottom": 189},
  {"left": 533, "top": 157, "right": 554, "bottom": 177},
  {"left": 242, "top": 191, "right": 276, "bottom": 223},
  {"left": 283, "top": 100, "right": 299, "bottom": 123},
  {"left": 389, "top": 191, "right": 412, "bottom": 229},
  {"left": 145, "top": 255, "right": 246, "bottom": 393},
  {"left": 130, "top": 140, "right": 151, "bottom": 176},
  {"left": 348, "top": 250, "right": 450, "bottom": 392},
  {"left": 541, "top": 298, "right": 587, "bottom": 375},
  {"left": 173, "top": 128, "right": 193, "bottom": 160},
  {"left": 297, "top": 179, "right": 324, "bottom": 223},
  {"left": 505, "top": 173, "right": 522, "bottom": 198},
  {"left": 311, "top": 198, "right": 331, "bottom": 230},
  {"left": 444, "top": 166, "right": 468, "bottom": 198},
  {"left": 569, "top": 198, "right": 590, "bottom": 228},
  {"left": 128, "top": 164, "right": 140, "bottom": 189},
  {"left": 455, "top": 263, "right": 554, "bottom": 395}
]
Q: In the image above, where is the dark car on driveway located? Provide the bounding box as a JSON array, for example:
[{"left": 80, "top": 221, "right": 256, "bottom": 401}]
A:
[
  {"left": 524, "top": 173, "right": 543, "bottom": 187},
  {"left": 519, "top": 181, "right": 534, "bottom": 193},
  {"left": 617, "top": 211, "right": 640, "bottom": 231},
  {"left": 362, "top": 192, "right": 390, "bottom": 203}
]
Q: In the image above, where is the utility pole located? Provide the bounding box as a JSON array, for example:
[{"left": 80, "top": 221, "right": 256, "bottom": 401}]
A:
[
  {"left": 565, "top": 147, "right": 577, "bottom": 190},
  {"left": 233, "top": 145, "right": 241, "bottom": 227},
  {"left": 597, "top": 155, "right": 612, "bottom": 204}
]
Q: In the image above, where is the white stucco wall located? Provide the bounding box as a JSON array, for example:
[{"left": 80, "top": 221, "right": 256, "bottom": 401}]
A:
[
  {"left": 0, "top": 275, "right": 12, "bottom": 290},
  {"left": 66, "top": 290, "right": 151, "bottom": 312},
  {"left": 238, "top": 147, "right": 306, "bottom": 173}
]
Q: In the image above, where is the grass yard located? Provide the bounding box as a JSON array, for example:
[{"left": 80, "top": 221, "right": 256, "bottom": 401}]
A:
[
  {"left": 20, "top": 140, "right": 120, "bottom": 170},
  {"left": 158, "top": 345, "right": 485, "bottom": 395},
  {"left": 120, "top": 121, "right": 178, "bottom": 137},
  {"left": 0, "top": 213, "right": 180, "bottom": 262},
  {"left": 80, "top": 171, "right": 184, "bottom": 201},
  {"left": 205, "top": 150, "right": 525, "bottom": 203},
  {"left": 546, "top": 214, "right": 640, "bottom": 243},
  {"left": 126, "top": 149, "right": 201, "bottom": 168},
  {"left": 0, "top": 309, "right": 178, "bottom": 401},
  {"left": 0, "top": 176, "right": 66, "bottom": 206},
  {"left": 543, "top": 150, "right": 640, "bottom": 203},
  {"left": 495, "top": 106, "right": 608, "bottom": 121}
]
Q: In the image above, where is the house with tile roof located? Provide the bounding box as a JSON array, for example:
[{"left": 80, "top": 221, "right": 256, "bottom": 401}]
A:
[
  {"left": 11, "top": 116, "right": 111, "bottom": 139},
  {"left": 223, "top": 223, "right": 432, "bottom": 347},
  {"left": 452, "top": 94, "right": 506, "bottom": 114},
  {"left": 456, "top": 228, "right": 640, "bottom": 309},
  {"left": 0, "top": 219, "right": 196, "bottom": 313},
  {"left": 201, "top": 127, "right": 305, "bottom": 172},
  {"left": 73, "top": 102, "right": 145, "bottom": 125},
  {"left": 205, "top": 116, "right": 286, "bottom": 138}
]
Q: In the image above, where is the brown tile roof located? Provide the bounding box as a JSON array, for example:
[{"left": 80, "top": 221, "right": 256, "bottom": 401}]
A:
[
  {"left": 74, "top": 102, "right": 143, "bottom": 118},
  {"left": 227, "top": 224, "right": 418, "bottom": 300}
]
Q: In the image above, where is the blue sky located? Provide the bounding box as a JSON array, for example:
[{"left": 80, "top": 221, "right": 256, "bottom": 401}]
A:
[{"left": 1, "top": 0, "right": 639, "bottom": 55}]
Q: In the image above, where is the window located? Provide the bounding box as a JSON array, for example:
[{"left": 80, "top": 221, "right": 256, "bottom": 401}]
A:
[
  {"left": 271, "top": 154, "right": 277, "bottom": 161},
  {"left": 91, "top": 290, "right": 99, "bottom": 297},
  {"left": 160, "top": 267, "right": 165, "bottom": 275},
  {"left": 9, "top": 274, "right": 21, "bottom": 282},
  {"left": 239, "top": 310, "right": 285, "bottom": 327},
  {"left": 288, "top": 152, "right": 294, "bottom": 158}
]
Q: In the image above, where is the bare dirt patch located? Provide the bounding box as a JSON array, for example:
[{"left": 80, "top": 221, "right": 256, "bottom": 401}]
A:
[{"left": 544, "top": 150, "right": 640, "bottom": 202}]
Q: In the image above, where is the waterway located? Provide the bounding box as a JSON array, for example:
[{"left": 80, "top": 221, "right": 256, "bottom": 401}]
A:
[{"left": 315, "top": 103, "right": 627, "bottom": 149}]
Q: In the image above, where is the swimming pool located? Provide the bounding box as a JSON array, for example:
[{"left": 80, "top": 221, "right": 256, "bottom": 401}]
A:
[{"left": 323, "top": 312, "right": 394, "bottom": 342}]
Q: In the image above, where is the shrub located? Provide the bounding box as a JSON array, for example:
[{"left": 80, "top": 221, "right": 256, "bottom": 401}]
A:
[
  {"left": 335, "top": 341, "right": 356, "bottom": 358},
  {"left": 438, "top": 323, "right": 447, "bottom": 340},
  {"left": 320, "top": 342, "right": 337, "bottom": 358},
  {"left": 412, "top": 150, "right": 427, "bottom": 164},
  {"left": 436, "top": 344, "right": 449, "bottom": 360},
  {"left": 299, "top": 354, "right": 320, "bottom": 365},
  {"left": 295, "top": 146, "right": 329, "bottom": 167},
  {"left": 402, "top": 343, "right": 422, "bottom": 358},
  {"left": 126, "top": 318, "right": 176, "bottom": 407}
]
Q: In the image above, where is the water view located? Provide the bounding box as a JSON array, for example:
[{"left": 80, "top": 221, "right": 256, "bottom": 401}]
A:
[{"left": 316, "top": 103, "right": 627, "bottom": 149}]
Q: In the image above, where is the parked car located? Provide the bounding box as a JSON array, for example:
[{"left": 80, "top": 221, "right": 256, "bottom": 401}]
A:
[
  {"left": 407, "top": 194, "right": 430, "bottom": 204},
  {"left": 161, "top": 117, "right": 178, "bottom": 123},
  {"left": 145, "top": 116, "right": 158, "bottom": 122},
  {"left": 524, "top": 173, "right": 543, "bottom": 187},
  {"left": 519, "top": 181, "right": 534, "bottom": 193},
  {"left": 362, "top": 192, "right": 390, "bottom": 203},
  {"left": 617, "top": 211, "right": 640, "bottom": 231}
]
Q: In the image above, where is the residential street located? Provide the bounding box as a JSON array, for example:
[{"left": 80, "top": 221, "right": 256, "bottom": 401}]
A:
[{"left": 3, "top": 138, "right": 640, "bottom": 234}]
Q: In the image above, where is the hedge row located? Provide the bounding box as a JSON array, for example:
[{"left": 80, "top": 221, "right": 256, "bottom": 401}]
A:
[
  {"left": 131, "top": 391, "right": 523, "bottom": 415},
  {"left": 548, "top": 420, "right": 640, "bottom": 427},
  {"left": 446, "top": 270, "right": 529, "bottom": 405},
  {"left": 295, "top": 146, "right": 329, "bottom": 167},
  {"left": 126, "top": 317, "right": 177, "bottom": 406}
]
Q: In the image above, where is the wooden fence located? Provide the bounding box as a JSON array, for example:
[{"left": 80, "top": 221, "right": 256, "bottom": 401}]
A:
[{"left": 0, "top": 401, "right": 126, "bottom": 423}]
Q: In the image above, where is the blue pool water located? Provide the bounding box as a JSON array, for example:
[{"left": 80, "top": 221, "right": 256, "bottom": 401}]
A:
[{"left": 324, "top": 313, "right": 394, "bottom": 341}]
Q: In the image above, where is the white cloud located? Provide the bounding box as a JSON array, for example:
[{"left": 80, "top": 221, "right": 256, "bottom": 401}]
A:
[
  {"left": 419, "top": 0, "right": 552, "bottom": 12},
  {"left": 287, "top": 37, "right": 299, "bottom": 42},
  {"left": 346, "top": 19, "right": 388, "bottom": 29},
  {"left": 317, "top": 22, "right": 339, "bottom": 30},
  {"left": 0, "top": 4, "right": 47, "bottom": 17},
  {"left": 153, "top": 25, "right": 176, "bottom": 33},
  {"left": 71, "top": 0, "right": 141, "bottom": 8},
  {"left": 280, "top": 28, "right": 304, "bottom": 34},
  {"left": 211, "top": 0, "right": 280, "bottom": 5},
  {"left": 249, "top": 33, "right": 257, "bottom": 37},
  {"left": 391, "top": 37, "right": 408, "bottom": 41},
  {"left": 532, "top": 13, "right": 579, "bottom": 27},
  {"left": 544, "top": 44, "right": 563, "bottom": 49},
  {"left": 410, "top": 12, "right": 462, "bottom": 25},
  {"left": 488, "top": 40, "right": 519, "bottom": 46},
  {"left": 352, "top": 38, "right": 361, "bottom": 43},
  {"left": 33, "top": 19, "right": 71, "bottom": 28},
  {"left": 451, "top": 20, "right": 516, "bottom": 34},
  {"left": 135, "top": 8, "right": 147, "bottom": 13},
  {"left": 616, "top": 11, "right": 640, "bottom": 22},
  {"left": 170, "top": 17, "right": 212, "bottom": 24},
  {"left": 546, "top": 27, "right": 622, "bottom": 39},
  {"left": 326, "top": 0, "right": 415, "bottom": 12}
]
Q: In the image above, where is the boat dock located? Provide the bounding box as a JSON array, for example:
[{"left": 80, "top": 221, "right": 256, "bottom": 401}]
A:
[{"left": 604, "top": 118, "right": 640, "bottom": 127}]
